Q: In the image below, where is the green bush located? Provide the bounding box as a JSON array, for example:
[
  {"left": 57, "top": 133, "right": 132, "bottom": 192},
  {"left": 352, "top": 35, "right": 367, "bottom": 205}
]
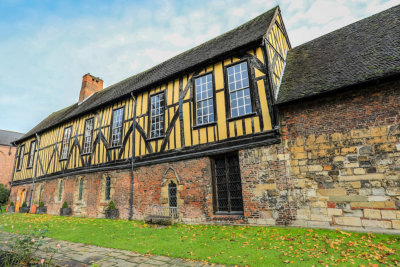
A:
[
  {"left": 39, "top": 201, "right": 45, "bottom": 207},
  {"left": 10, "top": 202, "right": 14, "bottom": 207},
  {"left": 21, "top": 202, "right": 27, "bottom": 208},
  {"left": 0, "top": 184, "right": 10, "bottom": 206},
  {"left": 107, "top": 200, "right": 116, "bottom": 211},
  {"left": 62, "top": 202, "right": 68, "bottom": 209}
]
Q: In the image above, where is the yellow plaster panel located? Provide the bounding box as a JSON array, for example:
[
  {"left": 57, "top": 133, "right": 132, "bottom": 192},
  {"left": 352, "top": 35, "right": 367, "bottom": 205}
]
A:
[
  {"left": 216, "top": 91, "right": 227, "bottom": 140},
  {"left": 257, "top": 79, "right": 272, "bottom": 131}
]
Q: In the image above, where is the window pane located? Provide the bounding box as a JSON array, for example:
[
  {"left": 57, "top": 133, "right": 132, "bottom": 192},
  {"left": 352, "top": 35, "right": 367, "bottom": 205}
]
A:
[
  {"left": 111, "top": 108, "right": 124, "bottom": 147},
  {"left": 61, "top": 127, "right": 71, "bottom": 159},
  {"left": 227, "top": 62, "right": 252, "bottom": 117},
  {"left": 150, "top": 92, "right": 165, "bottom": 138},
  {"left": 214, "top": 155, "right": 243, "bottom": 213},
  {"left": 195, "top": 74, "right": 214, "bottom": 126}
]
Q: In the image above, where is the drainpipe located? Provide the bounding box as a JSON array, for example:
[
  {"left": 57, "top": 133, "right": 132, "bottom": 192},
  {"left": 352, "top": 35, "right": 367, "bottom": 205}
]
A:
[
  {"left": 129, "top": 92, "right": 137, "bottom": 220},
  {"left": 29, "top": 134, "right": 41, "bottom": 209}
]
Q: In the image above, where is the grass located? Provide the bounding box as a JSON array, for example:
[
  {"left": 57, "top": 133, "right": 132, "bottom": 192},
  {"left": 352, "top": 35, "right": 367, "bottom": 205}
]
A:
[{"left": 0, "top": 214, "right": 399, "bottom": 266}]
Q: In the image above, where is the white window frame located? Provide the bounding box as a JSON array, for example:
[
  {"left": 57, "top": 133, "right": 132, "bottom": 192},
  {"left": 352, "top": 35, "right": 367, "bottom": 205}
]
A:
[
  {"left": 110, "top": 107, "right": 124, "bottom": 147},
  {"left": 27, "top": 141, "right": 36, "bottom": 168},
  {"left": 60, "top": 126, "right": 72, "bottom": 160},
  {"left": 227, "top": 61, "right": 252, "bottom": 118},
  {"left": 150, "top": 92, "right": 165, "bottom": 138},
  {"left": 194, "top": 73, "right": 215, "bottom": 126},
  {"left": 82, "top": 118, "right": 94, "bottom": 154},
  {"left": 17, "top": 145, "right": 25, "bottom": 171}
]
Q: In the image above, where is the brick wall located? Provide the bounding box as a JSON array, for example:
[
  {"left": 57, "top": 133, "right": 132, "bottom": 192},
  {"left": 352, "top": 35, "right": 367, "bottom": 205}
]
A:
[
  {"left": 9, "top": 157, "right": 215, "bottom": 221},
  {"left": 0, "top": 145, "right": 16, "bottom": 188}
]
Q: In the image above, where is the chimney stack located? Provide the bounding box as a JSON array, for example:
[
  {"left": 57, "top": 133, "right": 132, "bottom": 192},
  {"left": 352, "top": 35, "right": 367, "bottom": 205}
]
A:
[{"left": 79, "top": 73, "right": 103, "bottom": 103}]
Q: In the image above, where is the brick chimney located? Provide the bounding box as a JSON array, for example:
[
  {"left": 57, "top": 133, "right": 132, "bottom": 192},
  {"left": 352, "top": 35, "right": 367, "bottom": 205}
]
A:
[{"left": 79, "top": 73, "right": 103, "bottom": 103}]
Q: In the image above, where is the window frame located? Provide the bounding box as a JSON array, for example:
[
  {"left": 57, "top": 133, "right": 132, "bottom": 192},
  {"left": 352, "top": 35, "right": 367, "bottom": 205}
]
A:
[
  {"left": 109, "top": 106, "right": 125, "bottom": 148},
  {"left": 211, "top": 153, "right": 244, "bottom": 215},
  {"left": 60, "top": 126, "right": 72, "bottom": 161},
  {"left": 223, "top": 59, "right": 257, "bottom": 121},
  {"left": 26, "top": 140, "right": 36, "bottom": 169},
  {"left": 148, "top": 91, "right": 166, "bottom": 140},
  {"left": 16, "top": 145, "right": 25, "bottom": 171},
  {"left": 105, "top": 176, "right": 111, "bottom": 201},
  {"left": 192, "top": 71, "right": 217, "bottom": 129},
  {"left": 58, "top": 180, "right": 64, "bottom": 201},
  {"left": 78, "top": 178, "right": 84, "bottom": 201},
  {"left": 82, "top": 117, "right": 94, "bottom": 155}
]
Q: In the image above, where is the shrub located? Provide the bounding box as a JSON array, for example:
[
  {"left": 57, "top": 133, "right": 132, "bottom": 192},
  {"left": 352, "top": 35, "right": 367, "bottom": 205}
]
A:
[
  {"left": 10, "top": 202, "right": 14, "bottom": 207},
  {"left": 0, "top": 184, "right": 10, "bottom": 206},
  {"left": 39, "top": 201, "right": 45, "bottom": 207},
  {"left": 107, "top": 200, "right": 116, "bottom": 211},
  {"left": 62, "top": 202, "right": 68, "bottom": 209},
  {"left": 0, "top": 226, "right": 57, "bottom": 266},
  {"left": 22, "top": 202, "right": 27, "bottom": 208}
]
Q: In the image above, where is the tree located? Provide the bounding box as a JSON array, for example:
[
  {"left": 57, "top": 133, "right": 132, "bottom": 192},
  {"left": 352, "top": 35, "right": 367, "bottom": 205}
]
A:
[{"left": 0, "top": 184, "right": 10, "bottom": 206}]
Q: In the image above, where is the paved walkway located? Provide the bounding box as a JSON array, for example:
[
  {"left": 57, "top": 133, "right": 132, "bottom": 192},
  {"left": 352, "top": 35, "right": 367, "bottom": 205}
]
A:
[{"left": 0, "top": 232, "right": 224, "bottom": 267}]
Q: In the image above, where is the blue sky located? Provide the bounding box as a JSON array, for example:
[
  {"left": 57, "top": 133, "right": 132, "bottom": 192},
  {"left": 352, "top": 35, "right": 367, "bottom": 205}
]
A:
[{"left": 0, "top": 0, "right": 398, "bottom": 134}]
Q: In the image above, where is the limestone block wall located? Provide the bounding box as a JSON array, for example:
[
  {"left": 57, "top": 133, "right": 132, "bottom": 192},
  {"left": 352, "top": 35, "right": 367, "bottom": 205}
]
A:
[{"left": 278, "top": 79, "right": 400, "bottom": 232}]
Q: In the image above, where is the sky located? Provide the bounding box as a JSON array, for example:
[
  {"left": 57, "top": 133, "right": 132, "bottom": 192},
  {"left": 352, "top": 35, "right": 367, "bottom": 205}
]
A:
[{"left": 0, "top": 0, "right": 398, "bottom": 134}]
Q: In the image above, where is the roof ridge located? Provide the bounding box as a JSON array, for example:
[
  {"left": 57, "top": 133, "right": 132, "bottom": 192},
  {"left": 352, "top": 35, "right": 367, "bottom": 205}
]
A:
[
  {"left": 0, "top": 129, "right": 24, "bottom": 135},
  {"left": 292, "top": 4, "right": 400, "bottom": 50}
]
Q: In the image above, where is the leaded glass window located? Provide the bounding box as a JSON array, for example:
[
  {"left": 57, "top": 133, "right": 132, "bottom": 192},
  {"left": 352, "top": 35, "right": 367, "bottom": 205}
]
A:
[
  {"left": 17, "top": 145, "right": 25, "bottom": 170},
  {"left": 227, "top": 62, "right": 252, "bottom": 117},
  {"left": 78, "top": 178, "right": 84, "bottom": 201},
  {"left": 83, "top": 118, "right": 94, "bottom": 153},
  {"left": 150, "top": 92, "right": 165, "bottom": 138},
  {"left": 38, "top": 184, "right": 44, "bottom": 202},
  {"left": 60, "top": 127, "right": 72, "bottom": 160},
  {"left": 195, "top": 74, "right": 214, "bottom": 125},
  {"left": 168, "top": 181, "right": 177, "bottom": 208},
  {"left": 58, "top": 180, "right": 63, "bottom": 201},
  {"left": 111, "top": 108, "right": 124, "bottom": 147},
  {"left": 105, "top": 176, "right": 111, "bottom": 201},
  {"left": 213, "top": 154, "right": 243, "bottom": 213}
]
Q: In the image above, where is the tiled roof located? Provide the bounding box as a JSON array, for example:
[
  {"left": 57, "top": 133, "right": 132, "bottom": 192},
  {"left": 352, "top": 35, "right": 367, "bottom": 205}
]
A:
[
  {"left": 18, "top": 7, "right": 278, "bottom": 142},
  {"left": 0, "top": 130, "right": 24, "bottom": 146}
]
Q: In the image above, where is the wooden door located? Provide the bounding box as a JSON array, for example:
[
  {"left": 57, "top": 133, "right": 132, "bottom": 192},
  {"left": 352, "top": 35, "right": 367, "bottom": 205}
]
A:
[{"left": 15, "top": 189, "right": 26, "bottom": 212}]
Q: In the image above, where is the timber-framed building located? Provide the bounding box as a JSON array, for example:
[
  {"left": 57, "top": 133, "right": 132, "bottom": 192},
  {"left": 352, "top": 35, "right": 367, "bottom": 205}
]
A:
[{"left": 10, "top": 5, "right": 400, "bottom": 232}]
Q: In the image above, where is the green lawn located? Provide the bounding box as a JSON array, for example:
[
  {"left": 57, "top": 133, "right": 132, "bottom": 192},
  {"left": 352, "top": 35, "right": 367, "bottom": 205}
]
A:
[{"left": 0, "top": 214, "right": 399, "bottom": 266}]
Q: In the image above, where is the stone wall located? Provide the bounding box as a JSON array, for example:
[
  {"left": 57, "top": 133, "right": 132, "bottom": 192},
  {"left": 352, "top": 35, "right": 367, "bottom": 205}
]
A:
[{"left": 277, "top": 79, "right": 400, "bottom": 231}]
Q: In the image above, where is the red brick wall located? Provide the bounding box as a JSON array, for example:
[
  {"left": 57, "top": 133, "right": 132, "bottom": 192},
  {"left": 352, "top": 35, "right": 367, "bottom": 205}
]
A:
[
  {"left": 0, "top": 145, "right": 16, "bottom": 188},
  {"left": 280, "top": 80, "right": 400, "bottom": 140}
]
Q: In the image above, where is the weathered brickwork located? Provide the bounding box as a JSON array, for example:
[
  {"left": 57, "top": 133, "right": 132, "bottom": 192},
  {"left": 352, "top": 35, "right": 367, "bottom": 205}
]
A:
[
  {"left": 277, "top": 80, "right": 400, "bottom": 231},
  {"left": 0, "top": 145, "right": 17, "bottom": 188}
]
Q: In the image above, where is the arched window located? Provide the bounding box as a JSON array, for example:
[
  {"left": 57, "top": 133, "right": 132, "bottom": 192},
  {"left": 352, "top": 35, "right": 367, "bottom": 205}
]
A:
[
  {"left": 58, "top": 180, "right": 63, "bottom": 201},
  {"left": 105, "top": 176, "right": 111, "bottom": 201},
  {"left": 38, "top": 184, "right": 44, "bottom": 202},
  {"left": 168, "top": 181, "right": 177, "bottom": 208},
  {"left": 78, "top": 178, "right": 84, "bottom": 201}
]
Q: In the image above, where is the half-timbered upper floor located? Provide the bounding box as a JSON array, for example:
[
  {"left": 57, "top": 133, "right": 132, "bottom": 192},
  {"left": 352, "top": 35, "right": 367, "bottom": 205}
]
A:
[{"left": 13, "top": 6, "right": 291, "bottom": 182}]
